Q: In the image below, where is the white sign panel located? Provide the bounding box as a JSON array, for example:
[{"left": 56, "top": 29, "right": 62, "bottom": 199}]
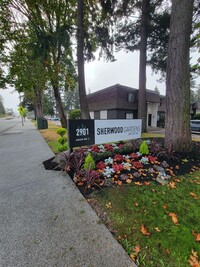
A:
[{"left": 94, "top": 119, "right": 142, "bottom": 144}]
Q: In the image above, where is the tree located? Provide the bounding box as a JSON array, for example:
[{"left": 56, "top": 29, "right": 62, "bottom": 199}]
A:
[
  {"left": 164, "top": 0, "right": 194, "bottom": 153},
  {"left": 0, "top": 95, "right": 6, "bottom": 115},
  {"left": 115, "top": 0, "right": 170, "bottom": 132},
  {"left": 8, "top": 0, "right": 77, "bottom": 128},
  {"left": 76, "top": 0, "right": 116, "bottom": 119},
  {"left": 138, "top": 0, "right": 149, "bottom": 132},
  {"left": 77, "top": 0, "right": 90, "bottom": 119},
  {"left": 63, "top": 85, "right": 80, "bottom": 111}
]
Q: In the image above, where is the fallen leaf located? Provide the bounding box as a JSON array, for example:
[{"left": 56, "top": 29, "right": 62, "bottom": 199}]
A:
[
  {"left": 169, "top": 181, "right": 176, "bottom": 189},
  {"left": 105, "top": 202, "right": 112, "bottom": 208},
  {"left": 140, "top": 224, "right": 151, "bottom": 236},
  {"left": 190, "top": 192, "right": 199, "bottom": 199},
  {"left": 155, "top": 227, "right": 161, "bottom": 232},
  {"left": 174, "top": 178, "right": 181, "bottom": 183},
  {"left": 135, "top": 182, "right": 142, "bottom": 186},
  {"left": 126, "top": 179, "right": 132, "bottom": 184},
  {"left": 165, "top": 248, "right": 170, "bottom": 255},
  {"left": 132, "top": 245, "right": 140, "bottom": 256},
  {"left": 188, "top": 250, "right": 200, "bottom": 267},
  {"left": 134, "top": 202, "right": 139, "bottom": 207},
  {"left": 144, "top": 181, "right": 150, "bottom": 186},
  {"left": 130, "top": 254, "right": 136, "bottom": 261},
  {"left": 116, "top": 180, "right": 122, "bottom": 186},
  {"left": 168, "top": 212, "right": 178, "bottom": 225},
  {"left": 163, "top": 205, "right": 168, "bottom": 209},
  {"left": 192, "top": 231, "right": 200, "bottom": 242}
]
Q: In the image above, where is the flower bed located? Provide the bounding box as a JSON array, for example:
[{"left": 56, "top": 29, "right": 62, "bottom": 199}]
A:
[{"left": 60, "top": 138, "right": 200, "bottom": 196}]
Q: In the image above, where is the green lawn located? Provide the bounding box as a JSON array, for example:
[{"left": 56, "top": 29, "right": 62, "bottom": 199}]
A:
[{"left": 92, "top": 172, "right": 200, "bottom": 267}]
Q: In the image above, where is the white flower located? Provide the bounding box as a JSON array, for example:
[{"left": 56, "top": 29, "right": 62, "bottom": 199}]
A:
[
  {"left": 123, "top": 155, "right": 130, "bottom": 159},
  {"left": 104, "top": 157, "right": 114, "bottom": 165},
  {"left": 111, "top": 143, "right": 117, "bottom": 147},
  {"left": 136, "top": 152, "right": 142, "bottom": 157},
  {"left": 122, "top": 162, "right": 132, "bottom": 170},
  {"left": 102, "top": 166, "right": 115, "bottom": 178},
  {"left": 140, "top": 157, "right": 149, "bottom": 164}
]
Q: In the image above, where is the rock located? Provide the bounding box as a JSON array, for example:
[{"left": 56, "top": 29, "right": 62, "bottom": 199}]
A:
[
  {"left": 156, "top": 177, "right": 169, "bottom": 185},
  {"left": 156, "top": 171, "right": 171, "bottom": 185},
  {"left": 161, "top": 161, "right": 169, "bottom": 168},
  {"left": 53, "top": 151, "right": 70, "bottom": 169},
  {"left": 153, "top": 165, "right": 165, "bottom": 173},
  {"left": 120, "top": 174, "right": 128, "bottom": 181}
]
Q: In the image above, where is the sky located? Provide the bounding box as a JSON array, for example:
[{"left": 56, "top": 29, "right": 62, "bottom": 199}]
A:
[{"left": 0, "top": 50, "right": 199, "bottom": 113}]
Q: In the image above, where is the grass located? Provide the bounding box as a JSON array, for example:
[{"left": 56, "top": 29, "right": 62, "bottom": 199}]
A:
[
  {"left": 39, "top": 121, "right": 61, "bottom": 154},
  {"left": 92, "top": 172, "right": 200, "bottom": 266},
  {"left": 37, "top": 123, "right": 200, "bottom": 265}
]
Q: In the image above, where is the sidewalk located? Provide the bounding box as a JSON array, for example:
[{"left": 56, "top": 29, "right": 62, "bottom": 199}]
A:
[{"left": 0, "top": 119, "right": 136, "bottom": 267}]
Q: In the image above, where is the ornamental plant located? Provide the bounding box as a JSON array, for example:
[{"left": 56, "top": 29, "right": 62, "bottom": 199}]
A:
[
  {"left": 84, "top": 152, "right": 95, "bottom": 171},
  {"left": 139, "top": 140, "right": 149, "bottom": 155},
  {"left": 56, "top": 128, "right": 68, "bottom": 152}
]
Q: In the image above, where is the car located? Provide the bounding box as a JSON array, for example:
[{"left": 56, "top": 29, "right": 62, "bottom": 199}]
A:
[{"left": 190, "top": 120, "right": 200, "bottom": 132}]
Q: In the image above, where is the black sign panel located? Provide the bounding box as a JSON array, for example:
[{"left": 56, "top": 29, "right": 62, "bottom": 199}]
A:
[{"left": 68, "top": 119, "right": 95, "bottom": 148}]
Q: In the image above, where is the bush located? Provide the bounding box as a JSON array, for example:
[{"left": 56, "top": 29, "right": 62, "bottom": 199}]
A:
[
  {"left": 56, "top": 127, "right": 68, "bottom": 152},
  {"left": 84, "top": 152, "right": 95, "bottom": 171},
  {"left": 193, "top": 113, "right": 200, "bottom": 120},
  {"left": 139, "top": 140, "right": 149, "bottom": 155},
  {"left": 68, "top": 109, "right": 82, "bottom": 120},
  {"left": 56, "top": 128, "right": 67, "bottom": 136},
  {"left": 57, "top": 136, "right": 67, "bottom": 145},
  {"left": 58, "top": 143, "right": 68, "bottom": 152}
]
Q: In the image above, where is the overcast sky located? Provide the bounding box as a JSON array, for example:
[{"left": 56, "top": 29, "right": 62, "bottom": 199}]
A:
[{"left": 0, "top": 50, "right": 199, "bottom": 113}]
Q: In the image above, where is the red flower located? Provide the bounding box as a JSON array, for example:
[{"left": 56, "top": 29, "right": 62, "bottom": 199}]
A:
[
  {"left": 118, "top": 144, "right": 124, "bottom": 149},
  {"left": 114, "top": 154, "right": 124, "bottom": 162},
  {"left": 132, "top": 161, "right": 143, "bottom": 169},
  {"left": 112, "top": 164, "right": 124, "bottom": 172},
  {"left": 96, "top": 161, "right": 106, "bottom": 170},
  {"left": 91, "top": 145, "right": 100, "bottom": 153},
  {"left": 148, "top": 156, "right": 157, "bottom": 163},
  {"left": 130, "top": 153, "right": 139, "bottom": 159},
  {"left": 104, "top": 144, "right": 113, "bottom": 151}
]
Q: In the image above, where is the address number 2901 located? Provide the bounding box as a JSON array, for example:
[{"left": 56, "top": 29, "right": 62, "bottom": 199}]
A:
[{"left": 76, "top": 128, "right": 89, "bottom": 136}]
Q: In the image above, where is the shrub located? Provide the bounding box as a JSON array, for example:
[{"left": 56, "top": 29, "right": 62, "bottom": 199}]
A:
[
  {"left": 58, "top": 143, "right": 68, "bottom": 152},
  {"left": 57, "top": 136, "right": 67, "bottom": 145},
  {"left": 193, "top": 113, "right": 200, "bottom": 120},
  {"left": 56, "top": 128, "right": 67, "bottom": 136},
  {"left": 139, "top": 140, "right": 149, "bottom": 155},
  {"left": 68, "top": 109, "right": 82, "bottom": 120},
  {"left": 56, "top": 127, "right": 67, "bottom": 152},
  {"left": 84, "top": 152, "right": 95, "bottom": 171}
]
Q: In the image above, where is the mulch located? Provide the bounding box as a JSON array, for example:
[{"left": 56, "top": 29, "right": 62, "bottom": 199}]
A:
[{"left": 43, "top": 140, "right": 200, "bottom": 198}]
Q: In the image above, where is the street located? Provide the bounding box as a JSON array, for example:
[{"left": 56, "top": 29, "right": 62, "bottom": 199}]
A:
[{"left": 0, "top": 117, "right": 21, "bottom": 134}]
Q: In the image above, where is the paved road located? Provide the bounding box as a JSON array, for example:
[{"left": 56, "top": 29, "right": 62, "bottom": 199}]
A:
[
  {"left": 0, "top": 117, "right": 21, "bottom": 134},
  {"left": 0, "top": 119, "right": 135, "bottom": 267}
]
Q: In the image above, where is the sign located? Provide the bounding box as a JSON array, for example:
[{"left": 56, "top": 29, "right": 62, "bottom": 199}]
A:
[
  {"left": 68, "top": 119, "right": 94, "bottom": 148},
  {"left": 68, "top": 119, "right": 141, "bottom": 148},
  {"left": 95, "top": 119, "right": 141, "bottom": 144}
]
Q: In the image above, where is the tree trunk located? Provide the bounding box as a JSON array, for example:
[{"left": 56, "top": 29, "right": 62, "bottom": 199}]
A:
[
  {"left": 164, "top": 0, "right": 194, "bottom": 153},
  {"left": 138, "top": 0, "right": 149, "bottom": 132},
  {"left": 34, "top": 87, "right": 43, "bottom": 118},
  {"left": 77, "top": 0, "right": 90, "bottom": 119},
  {"left": 52, "top": 85, "right": 68, "bottom": 129}
]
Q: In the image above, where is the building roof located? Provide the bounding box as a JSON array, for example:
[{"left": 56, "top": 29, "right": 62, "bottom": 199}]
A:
[{"left": 87, "top": 84, "right": 160, "bottom": 111}]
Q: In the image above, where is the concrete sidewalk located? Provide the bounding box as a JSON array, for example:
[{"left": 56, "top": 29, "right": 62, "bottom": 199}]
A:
[{"left": 0, "top": 119, "right": 135, "bottom": 267}]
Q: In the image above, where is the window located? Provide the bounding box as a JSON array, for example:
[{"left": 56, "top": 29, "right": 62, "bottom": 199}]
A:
[
  {"left": 128, "top": 93, "right": 134, "bottom": 102},
  {"left": 126, "top": 113, "right": 134, "bottom": 119}
]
